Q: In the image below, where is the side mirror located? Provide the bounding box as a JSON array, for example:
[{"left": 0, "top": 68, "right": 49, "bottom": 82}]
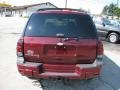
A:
[{"left": 102, "top": 23, "right": 105, "bottom": 27}]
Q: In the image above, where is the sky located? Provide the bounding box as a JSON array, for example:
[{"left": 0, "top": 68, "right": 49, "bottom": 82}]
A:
[{"left": 0, "top": 0, "right": 119, "bottom": 14}]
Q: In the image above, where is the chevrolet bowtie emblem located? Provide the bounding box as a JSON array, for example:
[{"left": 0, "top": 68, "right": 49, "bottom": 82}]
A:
[{"left": 57, "top": 42, "right": 64, "bottom": 46}]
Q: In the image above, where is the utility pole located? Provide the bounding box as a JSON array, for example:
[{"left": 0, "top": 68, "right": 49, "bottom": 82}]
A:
[
  {"left": 65, "top": 0, "right": 67, "bottom": 8},
  {"left": 117, "top": 0, "right": 119, "bottom": 7}
]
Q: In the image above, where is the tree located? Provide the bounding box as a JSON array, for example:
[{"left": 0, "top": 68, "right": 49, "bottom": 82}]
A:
[
  {"left": 102, "top": 3, "right": 120, "bottom": 17},
  {"left": 108, "top": 4, "right": 117, "bottom": 15},
  {"left": 114, "top": 8, "right": 120, "bottom": 17},
  {"left": 102, "top": 3, "right": 117, "bottom": 15},
  {"left": 102, "top": 5, "right": 109, "bottom": 15}
]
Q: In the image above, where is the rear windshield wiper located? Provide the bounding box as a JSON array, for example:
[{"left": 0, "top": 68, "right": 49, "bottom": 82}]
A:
[
  {"left": 63, "top": 37, "right": 90, "bottom": 42},
  {"left": 63, "top": 38, "right": 78, "bottom": 42},
  {"left": 56, "top": 33, "right": 65, "bottom": 38}
]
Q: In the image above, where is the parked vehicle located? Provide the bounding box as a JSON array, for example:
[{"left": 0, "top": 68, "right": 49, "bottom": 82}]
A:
[
  {"left": 93, "top": 17, "right": 120, "bottom": 43},
  {"left": 110, "top": 20, "right": 120, "bottom": 27},
  {"left": 5, "top": 11, "right": 12, "bottom": 17},
  {"left": 17, "top": 8, "right": 103, "bottom": 80}
]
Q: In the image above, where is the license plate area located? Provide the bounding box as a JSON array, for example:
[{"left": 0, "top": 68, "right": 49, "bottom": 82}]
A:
[
  {"left": 44, "top": 45, "right": 76, "bottom": 56},
  {"left": 56, "top": 45, "right": 67, "bottom": 54}
]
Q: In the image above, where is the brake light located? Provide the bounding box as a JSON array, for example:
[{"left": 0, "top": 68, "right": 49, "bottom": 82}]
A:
[
  {"left": 16, "top": 37, "right": 24, "bottom": 63},
  {"left": 97, "top": 40, "right": 103, "bottom": 60}
]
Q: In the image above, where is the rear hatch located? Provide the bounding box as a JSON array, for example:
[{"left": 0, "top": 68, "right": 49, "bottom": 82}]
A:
[
  {"left": 24, "top": 37, "right": 97, "bottom": 64},
  {"left": 23, "top": 12, "right": 98, "bottom": 64}
]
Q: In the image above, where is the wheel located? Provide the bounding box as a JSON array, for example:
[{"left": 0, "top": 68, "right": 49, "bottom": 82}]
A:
[{"left": 108, "top": 33, "right": 119, "bottom": 43}]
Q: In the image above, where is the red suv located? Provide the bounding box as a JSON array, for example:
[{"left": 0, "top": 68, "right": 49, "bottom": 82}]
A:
[{"left": 17, "top": 8, "right": 103, "bottom": 79}]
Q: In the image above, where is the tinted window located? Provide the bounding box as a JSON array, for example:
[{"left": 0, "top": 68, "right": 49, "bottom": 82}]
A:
[
  {"left": 25, "top": 13, "right": 97, "bottom": 38},
  {"left": 103, "top": 18, "right": 111, "bottom": 25}
]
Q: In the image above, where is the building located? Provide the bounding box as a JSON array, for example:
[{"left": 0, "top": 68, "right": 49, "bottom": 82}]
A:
[
  {"left": 0, "top": 6, "right": 11, "bottom": 16},
  {"left": 0, "top": 3, "right": 12, "bottom": 17},
  {"left": 12, "top": 2, "right": 57, "bottom": 17},
  {"left": 0, "top": 2, "right": 57, "bottom": 17}
]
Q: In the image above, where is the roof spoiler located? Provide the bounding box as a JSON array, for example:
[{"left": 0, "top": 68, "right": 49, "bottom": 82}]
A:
[{"left": 37, "top": 8, "right": 87, "bottom": 13}]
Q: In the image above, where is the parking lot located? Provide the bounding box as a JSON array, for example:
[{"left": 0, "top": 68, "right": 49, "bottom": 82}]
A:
[{"left": 0, "top": 17, "right": 120, "bottom": 90}]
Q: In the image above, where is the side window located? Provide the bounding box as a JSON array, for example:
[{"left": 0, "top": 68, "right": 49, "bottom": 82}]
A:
[{"left": 95, "top": 20, "right": 103, "bottom": 25}]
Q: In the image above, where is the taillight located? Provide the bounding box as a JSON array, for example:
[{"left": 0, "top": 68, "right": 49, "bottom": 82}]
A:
[
  {"left": 97, "top": 40, "right": 103, "bottom": 60},
  {"left": 17, "top": 37, "right": 24, "bottom": 63}
]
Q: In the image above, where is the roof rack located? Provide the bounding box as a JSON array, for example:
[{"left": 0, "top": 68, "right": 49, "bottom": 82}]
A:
[{"left": 37, "top": 8, "right": 86, "bottom": 13}]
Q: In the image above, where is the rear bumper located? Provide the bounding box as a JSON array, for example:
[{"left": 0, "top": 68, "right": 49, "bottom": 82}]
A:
[{"left": 17, "top": 60, "right": 102, "bottom": 79}]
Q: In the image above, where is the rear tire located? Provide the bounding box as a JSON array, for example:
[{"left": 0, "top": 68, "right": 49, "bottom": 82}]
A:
[{"left": 108, "top": 33, "right": 119, "bottom": 43}]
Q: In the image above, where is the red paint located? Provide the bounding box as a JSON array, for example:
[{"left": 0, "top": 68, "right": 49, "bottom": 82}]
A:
[
  {"left": 17, "top": 36, "right": 103, "bottom": 79},
  {"left": 23, "top": 37, "right": 97, "bottom": 64},
  {"left": 17, "top": 62, "right": 101, "bottom": 79},
  {"left": 16, "top": 9, "right": 104, "bottom": 79},
  {"left": 35, "top": 9, "right": 86, "bottom": 15}
]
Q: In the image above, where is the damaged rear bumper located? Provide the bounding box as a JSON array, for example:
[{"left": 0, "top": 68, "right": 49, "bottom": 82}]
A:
[{"left": 17, "top": 60, "right": 102, "bottom": 79}]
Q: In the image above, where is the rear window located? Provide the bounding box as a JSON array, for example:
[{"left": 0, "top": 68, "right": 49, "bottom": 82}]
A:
[{"left": 24, "top": 13, "right": 97, "bottom": 38}]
